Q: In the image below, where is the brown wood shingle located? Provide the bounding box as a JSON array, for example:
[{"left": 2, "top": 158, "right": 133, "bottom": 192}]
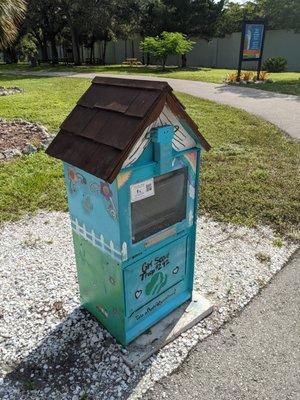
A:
[{"left": 46, "top": 77, "right": 210, "bottom": 183}]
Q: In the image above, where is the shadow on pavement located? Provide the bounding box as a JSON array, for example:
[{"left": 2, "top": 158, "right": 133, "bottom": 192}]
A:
[{"left": 214, "top": 83, "right": 300, "bottom": 101}]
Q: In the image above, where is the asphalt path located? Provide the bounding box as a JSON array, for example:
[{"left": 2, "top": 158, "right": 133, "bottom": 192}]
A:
[
  {"left": 2, "top": 70, "right": 300, "bottom": 140},
  {"left": 145, "top": 250, "right": 300, "bottom": 400}
]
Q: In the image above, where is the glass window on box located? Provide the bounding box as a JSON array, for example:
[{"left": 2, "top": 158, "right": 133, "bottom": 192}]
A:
[{"left": 131, "top": 168, "right": 187, "bottom": 243}]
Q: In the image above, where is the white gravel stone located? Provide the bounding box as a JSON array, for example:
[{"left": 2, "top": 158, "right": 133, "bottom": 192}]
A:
[
  {"left": 0, "top": 86, "right": 23, "bottom": 96},
  {"left": 0, "top": 211, "right": 297, "bottom": 399}
]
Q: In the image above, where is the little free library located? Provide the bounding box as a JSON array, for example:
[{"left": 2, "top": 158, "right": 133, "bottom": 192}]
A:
[{"left": 46, "top": 77, "right": 211, "bottom": 346}]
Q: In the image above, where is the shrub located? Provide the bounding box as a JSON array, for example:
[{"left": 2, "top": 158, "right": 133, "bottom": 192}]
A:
[
  {"left": 258, "top": 71, "right": 269, "bottom": 81},
  {"left": 16, "top": 33, "right": 38, "bottom": 66},
  {"left": 262, "top": 57, "right": 287, "bottom": 72},
  {"left": 242, "top": 71, "right": 254, "bottom": 82},
  {"left": 226, "top": 72, "right": 239, "bottom": 82}
]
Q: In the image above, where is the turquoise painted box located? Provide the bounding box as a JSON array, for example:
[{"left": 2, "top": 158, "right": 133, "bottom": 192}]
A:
[{"left": 46, "top": 77, "right": 211, "bottom": 345}]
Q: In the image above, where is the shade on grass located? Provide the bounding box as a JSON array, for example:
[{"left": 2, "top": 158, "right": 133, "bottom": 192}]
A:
[
  {"left": 0, "top": 64, "right": 299, "bottom": 95},
  {"left": 0, "top": 75, "right": 299, "bottom": 237}
]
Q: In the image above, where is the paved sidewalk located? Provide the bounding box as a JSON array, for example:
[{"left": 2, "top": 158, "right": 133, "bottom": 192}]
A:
[
  {"left": 145, "top": 250, "right": 300, "bottom": 400},
  {"left": 2, "top": 70, "right": 299, "bottom": 140}
]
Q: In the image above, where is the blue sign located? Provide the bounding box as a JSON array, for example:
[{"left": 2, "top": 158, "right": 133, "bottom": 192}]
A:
[{"left": 243, "top": 23, "right": 265, "bottom": 59}]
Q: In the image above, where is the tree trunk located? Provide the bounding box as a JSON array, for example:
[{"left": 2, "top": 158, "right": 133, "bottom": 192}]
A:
[
  {"left": 50, "top": 38, "right": 58, "bottom": 64},
  {"left": 29, "top": 55, "right": 38, "bottom": 67},
  {"left": 89, "top": 43, "right": 94, "bottom": 64},
  {"left": 102, "top": 40, "right": 107, "bottom": 65},
  {"left": 124, "top": 40, "right": 127, "bottom": 59},
  {"left": 4, "top": 47, "right": 18, "bottom": 64},
  {"left": 70, "top": 27, "right": 81, "bottom": 65},
  {"left": 146, "top": 52, "right": 150, "bottom": 65},
  {"left": 131, "top": 40, "right": 135, "bottom": 58},
  {"left": 41, "top": 40, "right": 48, "bottom": 62},
  {"left": 181, "top": 53, "right": 187, "bottom": 68}
]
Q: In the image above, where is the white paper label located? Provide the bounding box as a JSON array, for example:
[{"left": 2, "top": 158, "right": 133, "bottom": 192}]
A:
[{"left": 130, "top": 178, "right": 155, "bottom": 203}]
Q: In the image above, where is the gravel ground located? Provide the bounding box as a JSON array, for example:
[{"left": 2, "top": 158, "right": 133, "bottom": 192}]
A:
[
  {"left": 0, "top": 86, "right": 23, "bottom": 96},
  {"left": 0, "top": 212, "right": 297, "bottom": 400}
]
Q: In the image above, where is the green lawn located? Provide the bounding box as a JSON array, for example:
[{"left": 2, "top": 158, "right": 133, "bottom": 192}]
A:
[
  {"left": 0, "top": 63, "right": 299, "bottom": 95},
  {"left": 247, "top": 72, "right": 300, "bottom": 96},
  {"left": 0, "top": 75, "right": 89, "bottom": 131},
  {"left": 0, "top": 75, "right": 299, "bottom": 238}
]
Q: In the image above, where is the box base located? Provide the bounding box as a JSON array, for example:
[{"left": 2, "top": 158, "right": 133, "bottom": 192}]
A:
[{"left": 123, "top": 292, "right": 213, "bottom": 367}]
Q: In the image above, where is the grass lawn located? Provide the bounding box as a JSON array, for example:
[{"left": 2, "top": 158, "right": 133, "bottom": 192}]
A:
[
  {"left": 0, "top": 75, "right": 299, "bottom": 238},
  {"left": 0, "top": 63, "right": 299, "bottom": 96},
  {"left": 247, "top": 72, "right": 300, "bottom": 96}
]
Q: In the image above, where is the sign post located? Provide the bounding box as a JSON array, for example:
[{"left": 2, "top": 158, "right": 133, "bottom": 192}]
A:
[{"left": 237, "top": 20, "right": 266, "bottom": 81}]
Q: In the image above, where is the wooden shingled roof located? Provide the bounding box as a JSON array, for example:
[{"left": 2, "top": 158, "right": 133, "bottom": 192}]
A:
[{"left": 46, "top": 76, "right": 210, "bottom": 183}]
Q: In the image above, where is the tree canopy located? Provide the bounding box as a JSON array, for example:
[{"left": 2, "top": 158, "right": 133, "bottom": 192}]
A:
[
  {"left": 141, "top": 31, "right": 195, "bottom": 68},
  {"left": 14, "top": 0, "right": 226, "bottom": 65},
  {"left": 217, "top": 0, "right": 300, "bottom": 37},
  {"left": 2, "top": 0, "right": 299, "bottom": 65},
  {"left": 163, "top": 0, "right": 225, "bottom": 38}
]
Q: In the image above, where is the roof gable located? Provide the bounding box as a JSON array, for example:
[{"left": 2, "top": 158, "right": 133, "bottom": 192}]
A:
[
  {"left": 123, "top": 104, "right": 197, "bottom": 168},
  {"left": 46, "top": 77, "right": 210, "bottom": 183}
]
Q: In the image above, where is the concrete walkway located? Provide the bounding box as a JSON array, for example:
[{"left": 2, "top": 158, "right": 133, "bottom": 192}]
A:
[
  {"left": 145, "top": 250, "right": 300, "bottom": 400},
  {"left": 2, "top": 70, "right": 300, "bottom": 140}
]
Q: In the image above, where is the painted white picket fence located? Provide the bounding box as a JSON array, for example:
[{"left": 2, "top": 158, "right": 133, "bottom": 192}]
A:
[{"left": 70, "top": 217, "right": 127, "bottom": 261}]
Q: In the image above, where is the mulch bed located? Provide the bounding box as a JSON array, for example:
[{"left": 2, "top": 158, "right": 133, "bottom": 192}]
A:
[{"left": 0, "top": 119, "right": 52, "bottom": 160}]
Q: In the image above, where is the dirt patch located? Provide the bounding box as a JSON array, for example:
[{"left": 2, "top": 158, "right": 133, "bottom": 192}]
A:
[{"left": 0, "top": 119, "right": 52, "bottom": 160}]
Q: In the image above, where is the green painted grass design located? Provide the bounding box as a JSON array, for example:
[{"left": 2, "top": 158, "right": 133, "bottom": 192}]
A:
[{"left": 145, "top": 272, "right": 168, "bottom": 296}]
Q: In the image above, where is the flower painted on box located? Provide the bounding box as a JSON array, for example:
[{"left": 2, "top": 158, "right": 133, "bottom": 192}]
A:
[
  {"left": 90, "top": 181, "right": 118, "bottom": 220},
  {"left": 68, "top": 167, "right": 87, "bottom": 193},
  {"left": 68, "top": 167, "right": 77, "bottom": 183},
  {"left": 117, "top": 171, "right": 132, "bottom": 189},
  {"left": 68, "top": 167, "right": 78, "bottom": 193},
  {"left": 101, "top": 182, "right": 112, "bottom": 200}
]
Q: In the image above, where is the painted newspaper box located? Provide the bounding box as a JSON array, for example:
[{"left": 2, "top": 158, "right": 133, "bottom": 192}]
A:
[{"left": 46, "top": 77, "right": 211, "bottom": 345}]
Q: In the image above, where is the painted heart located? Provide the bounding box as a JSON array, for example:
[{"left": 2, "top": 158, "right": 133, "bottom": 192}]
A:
[
  {"left": 135, "top": 290, "right": 142, "bottom": 299},
  {"left": 172, "top": 266, "right": 179, "bottom": 275}
]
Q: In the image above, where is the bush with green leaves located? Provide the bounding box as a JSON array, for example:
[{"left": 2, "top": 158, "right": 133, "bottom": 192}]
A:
[
  {"left": 262, "top": 57, "right": 287, "bottom": 72},
  {"left": 141, "top": 32, "right": 195, "bottom": 69},
  {"left": 17, "top": 33, "right": 38, "bottom": 66}
]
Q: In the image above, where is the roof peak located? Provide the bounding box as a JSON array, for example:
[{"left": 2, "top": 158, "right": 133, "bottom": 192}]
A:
[
  {"left": 46, "top": 77, "right": 210, "bottom": 183},
  {"left": 92, "top": 76, "right": 172, "bottom": 91}
]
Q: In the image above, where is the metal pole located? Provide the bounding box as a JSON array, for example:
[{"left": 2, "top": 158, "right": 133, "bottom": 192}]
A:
[
  {"left": 257, "top": 22, "right": 266, "bottom": 80},
  {"left": 237, "top": 18, "right": 246, "bottom": 82}
]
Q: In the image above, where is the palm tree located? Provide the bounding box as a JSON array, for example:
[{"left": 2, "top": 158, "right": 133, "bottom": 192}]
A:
[{"left": 0, "top": 0, "right": 26, "bottom": 50}]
